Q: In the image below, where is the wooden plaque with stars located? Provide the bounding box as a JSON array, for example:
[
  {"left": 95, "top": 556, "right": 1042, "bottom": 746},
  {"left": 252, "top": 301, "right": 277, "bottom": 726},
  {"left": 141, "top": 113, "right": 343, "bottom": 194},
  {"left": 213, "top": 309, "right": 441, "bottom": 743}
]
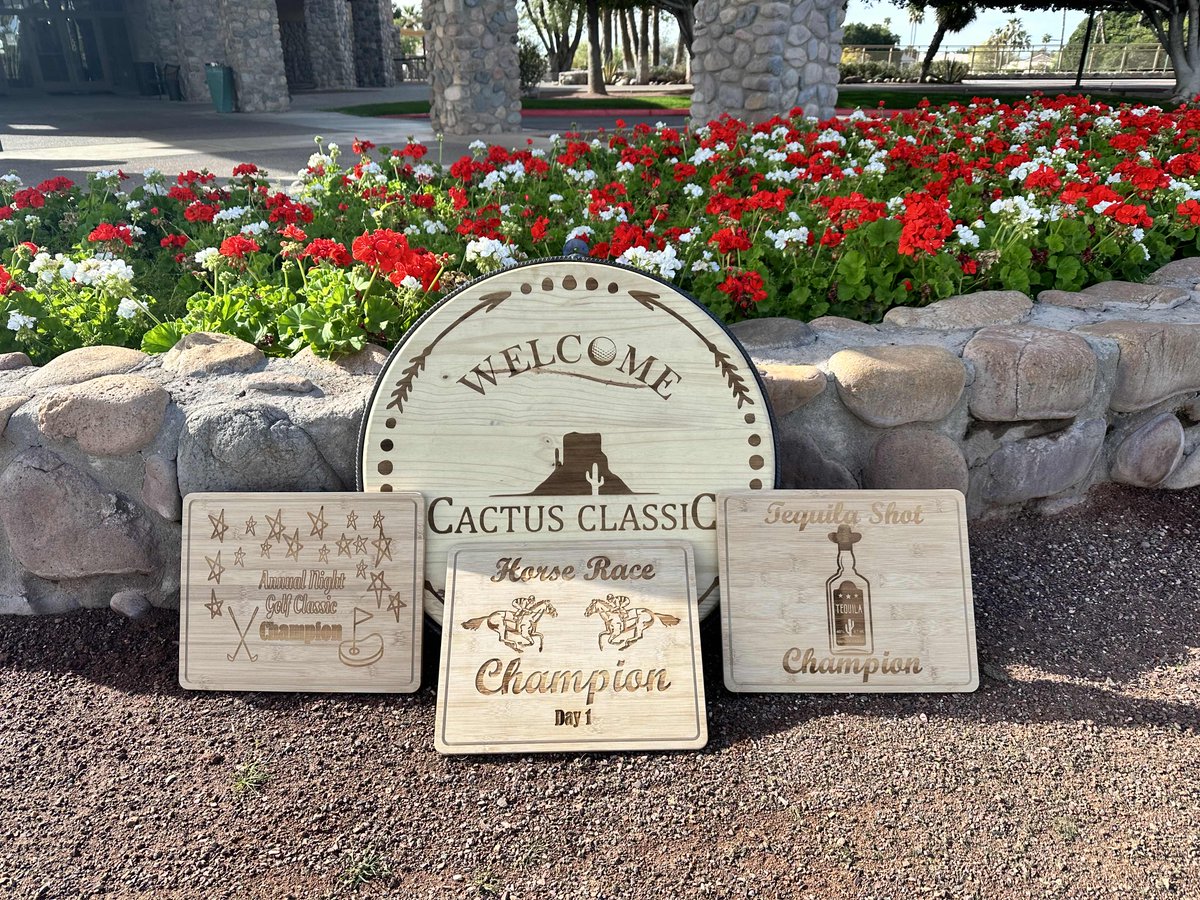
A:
[{"left": 179, "top": 492, "right": 424, "bottom": 693}]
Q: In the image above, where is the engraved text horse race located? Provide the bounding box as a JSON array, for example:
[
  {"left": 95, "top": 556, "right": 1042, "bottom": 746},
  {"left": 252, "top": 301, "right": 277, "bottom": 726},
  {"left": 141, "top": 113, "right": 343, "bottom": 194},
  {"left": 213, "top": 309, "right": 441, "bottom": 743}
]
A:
[
  {"left": 585, "top": 594, "right": 680, "bottom": 651},
  {"left": 461, "top": 595, "right": 558, "bottom": 653}
]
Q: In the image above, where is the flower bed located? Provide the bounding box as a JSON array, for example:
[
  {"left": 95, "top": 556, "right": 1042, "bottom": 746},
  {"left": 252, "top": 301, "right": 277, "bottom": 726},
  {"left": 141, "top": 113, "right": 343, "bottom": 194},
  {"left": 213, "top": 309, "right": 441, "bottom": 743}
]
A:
[{"left": 3, "top": 95, "right": 1200, "bottom": 364}]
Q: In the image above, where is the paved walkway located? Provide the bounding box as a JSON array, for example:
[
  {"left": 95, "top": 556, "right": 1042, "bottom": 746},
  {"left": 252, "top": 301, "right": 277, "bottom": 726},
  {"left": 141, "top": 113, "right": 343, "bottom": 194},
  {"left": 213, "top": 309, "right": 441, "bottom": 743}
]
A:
[{"left": 0, "top": 86, "right": 546, "bottom": 185}]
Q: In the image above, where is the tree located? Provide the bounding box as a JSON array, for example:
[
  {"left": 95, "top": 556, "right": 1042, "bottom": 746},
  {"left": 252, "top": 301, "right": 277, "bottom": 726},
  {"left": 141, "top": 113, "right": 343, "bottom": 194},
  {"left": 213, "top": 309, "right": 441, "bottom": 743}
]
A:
[
  {"left": 1000, "top": 0, "right": 1200, "bottom": 101},
  {"left": 522, "top": 0, "right": 584, "bottom": 78},
  {"left": 586, "top": 0, "right": 606, "bottom": 94},
  {"left": 975, "top": 15, "right": 1033, "bottom": 69},
  {"left": 908, "top": 2, "right": 979, "bottom": 81},
  {"left": 843, "top": 22, "right": 902, "bottom": 45}
]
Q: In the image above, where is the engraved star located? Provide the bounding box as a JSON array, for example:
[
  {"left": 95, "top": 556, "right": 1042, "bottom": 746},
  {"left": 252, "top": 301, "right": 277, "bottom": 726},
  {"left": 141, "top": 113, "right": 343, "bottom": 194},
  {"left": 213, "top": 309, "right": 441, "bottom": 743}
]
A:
[
  {"left": 308, "top": 506, "right": 328, "bottom": 539},
  {"left": 371, "top": 530, "right": 393, "bottom": 567},
  {"left": 356, "top": 561, "right": 368, "bottom": 579},
  {"left": 367, "top": 571, "right": 390, "bottom": 606},
  {"left": 346, "top": 510, "right": 359, "bottom": 530},
  {"left": 206, "top": 551, "right": 225, "bottom": 584},
  {"left": 208, "top": 509, "right": 228, "bottom": 542},
  {"left": 204, "top": 589, "right": 223, "bottom": 619},
  {"left": 372, "top": 511, "right": 386, "bottom": 530},
  {"left": 265, "top": 509, "right": 286, "bottom": 541},
  {"left": 260, "top": 541, "right": 272, "bottom": 558},
  {"left": 317, "top": 544, "right": 330, "bottom": 563},
  {"left": 244, "top": 516, "right": 257, "bottom": 536},
  {"left": 386, "top": 592, "right": 407, "bottom": 622},
  {"left": 233, "top": 546, "right": 246, "bottom": 567},
  {"left": 284, "top": 528, "right": 304, "bottom": 561},
  {"left": 353, "top": 534, "right": 370, "bottom": 555},
  {"left": 335, "top": 533, "right": 353, "bottom": 558}
]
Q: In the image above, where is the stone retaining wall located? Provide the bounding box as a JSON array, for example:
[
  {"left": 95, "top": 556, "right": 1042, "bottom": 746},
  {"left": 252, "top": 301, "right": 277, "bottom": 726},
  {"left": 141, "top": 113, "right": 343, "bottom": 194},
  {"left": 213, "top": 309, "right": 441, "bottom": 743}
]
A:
[{"left": 4, "top": 258, "right": 1200, "bottom": 616}]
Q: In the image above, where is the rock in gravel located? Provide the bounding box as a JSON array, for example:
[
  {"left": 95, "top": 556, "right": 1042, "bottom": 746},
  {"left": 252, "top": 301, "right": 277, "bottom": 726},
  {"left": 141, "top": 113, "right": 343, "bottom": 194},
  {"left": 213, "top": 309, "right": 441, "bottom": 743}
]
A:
[
  {"left": 26, "top": 345, "right": 147, "bottom": 389},
  {"left": 1074, "top": 321, "right": 1200, "bottom": 412},
  {"left": 1040, "top": 281, "right": 1190, "bottom": 311},
  {"left": 829, "top": 345, "right": 965, "bottom": 427},
  {"left": 141, "top": 455, "right": 181, "bottom": 521},
  {"left": 177, "top": 405, "right": 342, "bottom": 494},
  {"left": 0, "top": 395, "right": 29, "bottom": 438},
  {"left": 865, "top": 429, "right": 968, "bottom": 493},
  {"left": 756, "top": 363, "right": 825, "bottom": 418},
  {"left": 243, "top": 373, "right": 315, "bottom": 394},
  {"left": 1111, "top": 413, "right": 1185, "bottom": 488},
  {"left": 110, "top": 590, "right": 152, "bottom": 620},
  {"left": 964, "top": 325, "right": 1097, "bottom": 421},
  {"left": 884, "top": 290, "right": 1032, "bottom": 330},
  {"left": 0, "top": 448, "right": 156, "bottom": 578},
  {"left": 37, "top": 375, "right": 168, "bottom": 456},
  {"left": 0, "top": 351, "right": 32, "bottom": 371},
  {"left": 729, "top": 317, "right": 816, "bottom": 352},
  {"left": 983, "top": 418, "right": 1106, "bottom": 505},
  {"left": 161, "top": 332, "right": 265, "bottom": 378}
]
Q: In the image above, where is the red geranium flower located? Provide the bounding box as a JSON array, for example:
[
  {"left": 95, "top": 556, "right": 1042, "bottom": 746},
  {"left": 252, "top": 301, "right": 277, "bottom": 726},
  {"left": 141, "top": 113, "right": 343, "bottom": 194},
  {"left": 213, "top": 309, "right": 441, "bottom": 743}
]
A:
[
  {"left": 218, "top": 234, "right": 260, "bottom": 259},
  {"left": 717, "top": 269, "right": 768, "bottom": 312},
  {"left": 232, "top": 163, "right": 259, "bottom": 177},
  {"left": 709, "top": 226, "right": 752, "bottom": 255},
  {"left": 87, "top": 223, "right": 134, "bottom": 247},
  {"left": 530, "top": 216, "right": 550, "bottom": 241},
  {"left": 184, "top": 202, "right": 218, "bottom": 223},
  {"left": 303, "top": 239, "right": 352, "bottom": 266},
  {"left": 0, "top": 265, "right": 23, "bottom": 296}
]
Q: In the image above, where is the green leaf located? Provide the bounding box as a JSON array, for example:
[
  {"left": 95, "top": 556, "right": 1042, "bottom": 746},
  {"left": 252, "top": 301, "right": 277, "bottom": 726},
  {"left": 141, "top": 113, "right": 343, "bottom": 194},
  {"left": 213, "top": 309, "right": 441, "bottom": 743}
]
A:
[{"left": 141, "top": 321, "right": 191, "bottom": 354}]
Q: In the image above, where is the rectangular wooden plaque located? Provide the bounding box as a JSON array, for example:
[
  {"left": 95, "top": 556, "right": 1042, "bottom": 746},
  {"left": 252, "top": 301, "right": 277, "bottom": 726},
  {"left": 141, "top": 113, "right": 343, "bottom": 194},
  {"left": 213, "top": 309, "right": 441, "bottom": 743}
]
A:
[
  {"left": 718, "top": 490, "right": 977, "bottom": 693},
  {"left": 435, "top": 541, "right": 707, "bottom": 754},
  {"left": 179, "top": 492, "right": 424, "bottom": 693}
]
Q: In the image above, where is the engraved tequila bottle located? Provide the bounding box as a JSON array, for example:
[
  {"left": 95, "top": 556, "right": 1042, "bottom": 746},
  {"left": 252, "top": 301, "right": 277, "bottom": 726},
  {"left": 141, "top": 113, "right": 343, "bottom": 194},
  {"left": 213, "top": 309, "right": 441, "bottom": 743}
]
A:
[{"left": 825, "top": 524, "right": 873, "bottom": 654}]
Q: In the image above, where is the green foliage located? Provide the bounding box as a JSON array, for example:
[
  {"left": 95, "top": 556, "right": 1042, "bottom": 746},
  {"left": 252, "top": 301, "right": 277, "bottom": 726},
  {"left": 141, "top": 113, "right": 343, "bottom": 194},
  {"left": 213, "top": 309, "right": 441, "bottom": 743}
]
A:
[
  {"left": 928, "top": 58, "right": 969, "bottom": 83},
  {"left": 843, "top": 21, "right": 901, "bottom": 46},
  {"left": 339, "top": 846, "right": 391, "bottom": 889},
  {"left": 518, "top": 37, "right": 549, "bottom": 91}
]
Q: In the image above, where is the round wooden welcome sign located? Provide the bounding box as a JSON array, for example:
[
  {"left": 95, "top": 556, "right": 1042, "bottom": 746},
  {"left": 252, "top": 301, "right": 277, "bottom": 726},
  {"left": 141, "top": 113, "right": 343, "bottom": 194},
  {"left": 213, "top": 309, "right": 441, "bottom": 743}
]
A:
[{"left": 359, "top": 259, "right": 777, "bottom": 623}]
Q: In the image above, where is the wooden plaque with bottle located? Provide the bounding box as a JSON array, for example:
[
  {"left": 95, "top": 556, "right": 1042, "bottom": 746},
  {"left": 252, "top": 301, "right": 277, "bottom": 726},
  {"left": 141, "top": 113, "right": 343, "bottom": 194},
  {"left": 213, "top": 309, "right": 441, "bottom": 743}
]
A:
[{"left": 717, "top": 490, "right": 978, "bottom": 693}]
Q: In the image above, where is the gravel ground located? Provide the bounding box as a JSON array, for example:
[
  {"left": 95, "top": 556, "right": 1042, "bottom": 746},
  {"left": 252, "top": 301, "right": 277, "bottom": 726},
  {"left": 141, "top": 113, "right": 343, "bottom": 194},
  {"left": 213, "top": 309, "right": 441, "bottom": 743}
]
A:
[{"left": 1, "top": 483, "right": 1198, "bottom": 900}]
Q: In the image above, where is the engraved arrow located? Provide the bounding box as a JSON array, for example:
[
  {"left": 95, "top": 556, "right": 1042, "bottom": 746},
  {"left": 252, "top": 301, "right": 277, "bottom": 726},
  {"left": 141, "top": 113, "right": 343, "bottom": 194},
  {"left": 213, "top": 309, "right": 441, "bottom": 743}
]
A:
[
  {"left": 628, "top": 290, "right": 756, "bottom": 409},
  {"left": 387, "top": 291, "right": 511, "bottom": 412}
]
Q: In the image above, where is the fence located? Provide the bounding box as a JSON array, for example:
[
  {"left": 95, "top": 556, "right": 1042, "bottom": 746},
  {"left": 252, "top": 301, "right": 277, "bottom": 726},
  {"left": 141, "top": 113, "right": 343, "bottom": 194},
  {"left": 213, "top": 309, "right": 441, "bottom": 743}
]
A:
[{"left": 842, "top": 43, "right": 1173, "bottom": 78}]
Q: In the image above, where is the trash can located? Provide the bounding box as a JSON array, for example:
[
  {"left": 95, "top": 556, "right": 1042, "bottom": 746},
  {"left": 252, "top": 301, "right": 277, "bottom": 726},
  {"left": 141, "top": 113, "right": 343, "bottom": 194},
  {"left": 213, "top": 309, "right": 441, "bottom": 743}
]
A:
[{"left": 204, "top": 63, "right": 237, "bottom": 113}]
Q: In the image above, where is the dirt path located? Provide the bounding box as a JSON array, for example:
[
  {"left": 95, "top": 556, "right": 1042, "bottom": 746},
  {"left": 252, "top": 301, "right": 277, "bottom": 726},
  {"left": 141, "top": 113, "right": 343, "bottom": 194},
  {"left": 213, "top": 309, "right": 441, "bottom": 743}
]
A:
[{"left": 1, "top": 484, "right": 1197, "bottom": 900}]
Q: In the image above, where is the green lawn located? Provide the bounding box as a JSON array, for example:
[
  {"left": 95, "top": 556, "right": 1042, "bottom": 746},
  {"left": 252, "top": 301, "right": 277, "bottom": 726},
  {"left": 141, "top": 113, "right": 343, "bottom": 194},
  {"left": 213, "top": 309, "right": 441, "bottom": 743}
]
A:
[
  {"left": 332, "top": 94, "right": 693, "bottom": 117},
  {"left": 331, "top": 86, "right": 1180, "bottom": 118},
  {"left": 837, "top": 86, "right": 1179, "bottom": 110}
]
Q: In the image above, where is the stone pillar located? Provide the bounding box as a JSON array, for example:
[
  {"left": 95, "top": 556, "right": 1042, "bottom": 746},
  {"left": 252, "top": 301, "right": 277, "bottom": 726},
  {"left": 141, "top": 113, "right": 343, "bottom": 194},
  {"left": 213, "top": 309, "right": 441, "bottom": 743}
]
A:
[
  {"left": 305, "top": 0, "right": 355, "bottom": 89},
  {"left": 220, "top": 0, "right": 291, "bottom": 110},
  {"left": 175, "top": 0, "right": 224, "bottom": 103},
  {"left": 351, "top": 0, "right": 397, "bottom": 87},
  {"left": 691, "top": 0, "right": 845, "bottom": 124},
  {"left": 424, "top": 0, "right": 521, "bottom": 135}
]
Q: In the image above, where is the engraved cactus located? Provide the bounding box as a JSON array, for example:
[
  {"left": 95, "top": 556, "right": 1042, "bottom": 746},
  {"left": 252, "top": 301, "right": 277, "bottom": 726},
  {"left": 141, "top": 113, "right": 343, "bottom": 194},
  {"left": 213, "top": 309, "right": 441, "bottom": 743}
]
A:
[{"left": 586, "top": 463, "right": 605, "bottom": 495}]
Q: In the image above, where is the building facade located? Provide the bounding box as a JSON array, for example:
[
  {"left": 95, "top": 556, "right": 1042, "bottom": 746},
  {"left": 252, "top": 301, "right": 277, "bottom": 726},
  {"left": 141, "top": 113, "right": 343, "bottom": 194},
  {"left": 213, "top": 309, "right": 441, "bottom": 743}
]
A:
[{"left": 0, "top": 0, "right": 396, "bottom": 110}]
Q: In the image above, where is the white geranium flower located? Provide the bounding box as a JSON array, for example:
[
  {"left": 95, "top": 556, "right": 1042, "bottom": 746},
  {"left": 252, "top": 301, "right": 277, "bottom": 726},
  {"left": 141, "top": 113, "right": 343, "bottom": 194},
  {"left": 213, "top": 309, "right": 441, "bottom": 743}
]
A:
[
  {"left": 7, "top": 311, "right": 36, "bottom": 332},
  {"left": 116, "top": 297, "right": 142, "bottom": 319}
]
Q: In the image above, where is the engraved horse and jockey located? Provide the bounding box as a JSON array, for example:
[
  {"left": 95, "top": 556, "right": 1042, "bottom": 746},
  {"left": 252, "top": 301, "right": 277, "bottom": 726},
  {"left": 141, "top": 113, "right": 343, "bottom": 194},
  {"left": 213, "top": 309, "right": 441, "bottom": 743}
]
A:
[
  {"left": 461, "top": 595, "right": 558, "bottom": 653},
  {"left": 585, "top": 593, "right": 680, "bottom": 651}
]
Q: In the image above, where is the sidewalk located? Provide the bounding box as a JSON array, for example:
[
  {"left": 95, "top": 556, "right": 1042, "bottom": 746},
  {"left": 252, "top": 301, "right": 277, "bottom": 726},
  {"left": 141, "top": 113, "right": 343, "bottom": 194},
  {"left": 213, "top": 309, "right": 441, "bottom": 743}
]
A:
[{"left": 0, "top": 86, "right": 547, "bottom": 185}]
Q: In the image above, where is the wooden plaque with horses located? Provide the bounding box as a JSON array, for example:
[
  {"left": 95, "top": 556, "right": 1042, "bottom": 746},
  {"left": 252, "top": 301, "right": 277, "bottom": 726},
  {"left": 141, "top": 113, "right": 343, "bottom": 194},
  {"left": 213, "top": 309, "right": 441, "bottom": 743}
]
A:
[{"left": 435, "top": 541, "right": 707, "bottom": 754}]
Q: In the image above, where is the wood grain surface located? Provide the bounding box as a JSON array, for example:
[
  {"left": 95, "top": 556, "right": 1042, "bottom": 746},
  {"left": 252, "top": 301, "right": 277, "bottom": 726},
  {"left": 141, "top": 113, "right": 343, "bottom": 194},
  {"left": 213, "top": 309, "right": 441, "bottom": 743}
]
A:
[
  {"left": 359, "top": 260, "right": 776, "bottom": 625},
  {"left": 435, "top": 541, "right": 707, "bottom": 754},
  {"left": 718, "top": 490, "right": 978, "bottom": 693},
  {"left": 179, "top": 492, "right": 424, "bottom": 693}
]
